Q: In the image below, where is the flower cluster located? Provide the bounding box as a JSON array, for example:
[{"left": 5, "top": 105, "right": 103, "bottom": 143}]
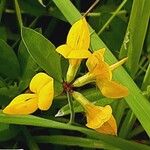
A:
[
  {"left": 3, "top": 17, "right": 128, "bottom": 136},
  {"left": 56, "top": 17, "right": 128, "bottom": 135}
]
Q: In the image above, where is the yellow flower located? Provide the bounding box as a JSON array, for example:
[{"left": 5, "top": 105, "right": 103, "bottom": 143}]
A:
[
  {"left": 72, "top": 91, "right": 117, "bottom": 135},
  {"left": 3, "top": 73, "right": 54, "bottom": 115},
  {"left": 56, "top": 18, "right": 91, "bottom": 82},
  {"left": 30, "top": 73, "right": 54, "bottom": 110},
  {"left": 73, "top": 49, "right": 128, "bottom": 98}
]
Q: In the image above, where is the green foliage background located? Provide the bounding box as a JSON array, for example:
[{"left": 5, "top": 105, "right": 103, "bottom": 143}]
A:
[{"left": 0, "top": 0, "right": 150, "bottom": 149}]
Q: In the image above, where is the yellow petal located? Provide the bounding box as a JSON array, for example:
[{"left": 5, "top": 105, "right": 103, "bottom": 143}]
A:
[
  {"left": 38, "top": 80, "right": 54, "bottom": 110},
  {"left": 97, "top": 80, "right": 128, "bottom": 98},
  {"left": 86, "top": 48, "right": 105, "bottom": 72},
  {"left": 67, "top": 49, "right": 91, "bottom": 59},
  {"left": 30, "top": 72, "right": 53, "bottom": 94},
  {"left": 109, "top": 57, "right": 128, "bottom": 71},
  {"left": 56, "top": 44, "right": 72, "bottom": 58},
  {"left": 86, "top": 104, "right": 112, "bottom": 129},
  {"left": 96, "top": 115, "right": 117, "bottom": 135},
  {"left": 67, "top": 18, "right": 90, "bottom": 51},
  {"left": 93, "top": 60, "right": 112, "bottom": 80},
  {"left": 3, "top": 94, "right": 38, "bottom": 115}
]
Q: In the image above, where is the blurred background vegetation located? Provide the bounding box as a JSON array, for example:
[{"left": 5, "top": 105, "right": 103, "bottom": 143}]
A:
[{"left": 0, "top": 0, "right": 150, "bottom": 149}]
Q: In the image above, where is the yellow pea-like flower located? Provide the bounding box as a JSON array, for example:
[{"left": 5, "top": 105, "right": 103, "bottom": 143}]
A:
[
  {"left": 72, "top": 91, "right": 117, "bottom": 135},
  {"left": 3, "top": 72, "right": 54, "bottom": 115},
  {"left": 56, "top": 18, "right": 91, "bottom": 82},
  {"left": 30, "top": 73, "right": 54, "bottom": 110},
  {"left": 73, "top": 49, "right": 128, "bottom": 98}
]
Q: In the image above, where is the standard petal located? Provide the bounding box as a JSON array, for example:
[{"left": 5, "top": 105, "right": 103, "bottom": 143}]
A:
[
  {"left": 68, "top": 49, "right": 91, "bottom": 59},
  {"left": 38, "top": 80, "right": 54, "bottom": 110},
  {"left": 55, "top": 44, "right": 72, "bottom": 58},
  {"left": 67, "top": 18, "right": 90, "bottom": 50},
  {"left": 93, "top": 60, "right": 112, "bottom": 80},
  {"left": 3, "top": 94, "right": 38, "bottom": 115},
  {"left": 96, "top": 115, "right": 117, "bottom": 135},
  {"left": 86, "top": 104, "right": 112, "bottom": 129},
  {"left": 86, "top": 48, "right": 105, "bottom": 72},
  {"left": 97, "top": 80, "right": 128, "bottom": 98},
  {"left": 30, "top": 72, "right": 53, "bottom": 93}
]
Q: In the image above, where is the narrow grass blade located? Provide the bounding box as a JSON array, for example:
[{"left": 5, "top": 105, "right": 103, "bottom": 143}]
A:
[
  {"left": 0, "top": 112, "right": 150, "bottom": 150},
  {"left": 142, "top": 64, "right": 150, "bottom": 90},
  {"left": 34, "top": 135, "right": 118, "bottom": 150},
  {"left": 119, "top": 0, "right": 150, "bottom": 77}
]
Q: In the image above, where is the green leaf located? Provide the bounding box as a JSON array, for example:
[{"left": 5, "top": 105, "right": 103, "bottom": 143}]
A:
[
  {"left": 0, "top": 112, "right": 150, "bottom": 150},
  {"left": 0, "top": 39, "right": 20, "bottom": 79},
  {"left": 18, "top": 41, "right": 39, "bottom": 92},
  {"left": 21, "top": 26, "right": 62, "bottom": 82},
  {"left": 53, "top": 0, "right": 150, "bottom": 137},
  {"left": 34, "top": 135, "right": 116, "bottom": 149}
]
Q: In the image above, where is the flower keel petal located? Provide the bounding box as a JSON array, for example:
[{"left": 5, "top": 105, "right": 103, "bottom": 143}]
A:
[
  {"left": 3, "top": 94, "right": 38, "bottom": 115},
  {"left": 96, "top": 115, "right": 117, "bottom": 135}
]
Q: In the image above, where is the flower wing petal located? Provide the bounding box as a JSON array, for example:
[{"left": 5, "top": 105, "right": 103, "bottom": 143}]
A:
[
  {"left": 38, "top": 79, "right": 54, "bottom": 110},
  {"left": 3, "top": 94, "right": 38, "bottom": 115},
  {"left": 97, "top": 80, "right": 128, "bottom": 98},
  {"left": 67, "top": 18, "right": 90, "bottom": 50},
  {"left": 55, "top": 44, "right": 72, "bottom": 58}
]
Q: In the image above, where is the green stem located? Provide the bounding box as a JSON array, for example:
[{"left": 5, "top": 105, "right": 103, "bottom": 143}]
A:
[
  {"left": 12, "top": 16, "right": 40, "bottom": 48},
  {"left": 97, "top": 0, "right": 127, "bottom": 35},
  {"left": 83, "top": 0, "right": 99, "bottom": 17},
  {"left": 81, "top": 10, "right": 127, "bottom": 17},
  {"left": 14, "top": 0, "right": 23, "bottom": 29},
  {"left": 67, "top": 91, "right": 75, "bottom": 124}
]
